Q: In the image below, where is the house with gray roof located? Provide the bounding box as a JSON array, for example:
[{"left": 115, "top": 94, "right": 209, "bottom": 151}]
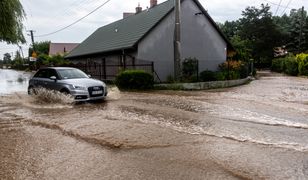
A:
[{"left": 66, "top": 0, "right": 234, "bottom": 81}]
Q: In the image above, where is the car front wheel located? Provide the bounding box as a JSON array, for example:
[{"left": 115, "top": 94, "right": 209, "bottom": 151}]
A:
[{"left": 28, "top": 86, "right": 37, "bottom": 95}]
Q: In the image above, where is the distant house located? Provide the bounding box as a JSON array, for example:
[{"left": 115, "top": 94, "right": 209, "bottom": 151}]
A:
[
  {"left": 66, "top": 0, "right": 234, "bottom": 81},
  {"left": 49, "top": 43, "right": 79, "bottom": 56}
]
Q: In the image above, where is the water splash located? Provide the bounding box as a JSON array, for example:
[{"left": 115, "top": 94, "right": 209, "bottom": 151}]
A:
[
  {"left": 106, "top": 86, "right": 121, "bottom": 100},
  {"left": 30, "top": 88, "right": 74, "bottom": 105}
]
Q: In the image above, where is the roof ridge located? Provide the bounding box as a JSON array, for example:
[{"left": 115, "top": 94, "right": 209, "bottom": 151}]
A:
[
  {"left": 66, "top": 0, "right": 174, "bottom": 58},
  {"left": 97, "top": 0, "right": 172, "bottom": 31}
]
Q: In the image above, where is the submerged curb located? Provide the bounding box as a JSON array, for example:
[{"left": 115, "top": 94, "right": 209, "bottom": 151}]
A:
[{"left": 155, "top": 77, "right": 253, "bottom": 90}]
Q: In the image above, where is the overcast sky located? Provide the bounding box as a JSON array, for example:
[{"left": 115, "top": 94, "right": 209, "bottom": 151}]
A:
[{"left": 0, "top": 0, "right": 306, "bottom": 59}]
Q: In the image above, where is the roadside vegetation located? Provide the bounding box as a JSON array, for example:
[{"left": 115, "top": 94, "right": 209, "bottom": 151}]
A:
[
  {"left": 272, "top": 53, "right": 308, "bottom": 76},
  {"left": 219, "top": 4, "right": 308, "bottom": 68},
  {"left": 115, "top": 70, "right": 154, "bottom": 90},
  {"left": 0, "top": 41, "right": 69, "bottom": 71}
]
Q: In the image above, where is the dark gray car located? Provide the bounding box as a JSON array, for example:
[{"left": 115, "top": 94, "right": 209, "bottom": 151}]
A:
[{"left": 28, "top": 67, "right": 107, "bottom": 101}]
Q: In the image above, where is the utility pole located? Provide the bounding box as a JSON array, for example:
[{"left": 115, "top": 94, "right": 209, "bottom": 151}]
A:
[
  {"left": 174, "top": 0, "right": 181, "bottom": 81},
  {"left": 18, "top": 45, "right": 24, "bottom": 59},
  {"left": 27, "top": 30, "right": 36, "bottom": 51},
  {"left": 299, "top": 6, "right": 304, "bottom": 52}
]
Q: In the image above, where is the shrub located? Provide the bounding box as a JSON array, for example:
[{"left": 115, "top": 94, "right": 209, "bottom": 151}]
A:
[
  {"left": 284, "top": 56, "right": 298, "bottom": 76},
  {"left": 214, "top": 72, "right": 226, "bottom": 81},
  {"left": 200, "top": 70, "right": 216, "bottom": 81},
  {"left": 219, "top": 60, "right": 248, "bottom": 79},
  {"left": 229, "top": 71, "right": 241, "bottom": 80},
  {"left": 271, "top": 58, "right": 285, "bottom": 72},
  {"left": 296, "top": 53, "right": 308, "bottom": 76},
  {"left": 182, "top": 57, "right": 199, "bottom": 83},
  {"left": 200, "top": 70, "right": 227, "bottom": 81},
  {"left": 115, "top": 70, "right": 154, "bottom": 90},
  {"left": 219, "top": 60, "right": 244, "bottom": 71},
  {"left": 182, "top": 58, "right": 198, "bottom": 76},
  {"left": 239, "top": 64, "right": 249, "bottom": 78}
]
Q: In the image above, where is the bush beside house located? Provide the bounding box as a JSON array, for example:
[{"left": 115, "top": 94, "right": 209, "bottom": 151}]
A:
[
  {"left": 115, "top": 70, "right": 154, "bottom": 90},
  {"left": 199, "top": 60, "right": 249, "bottom": 82},
  {"left": 271, "top": 53, "right": 308, "bottom": 76}
]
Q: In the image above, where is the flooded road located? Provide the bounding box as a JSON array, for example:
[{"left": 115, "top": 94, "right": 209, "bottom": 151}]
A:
[
  {"left": 0, "top": 69, "right": 31, "bottom": 95},
  {"left": 0, "top": 69, "right": 308, "bottom": 179}
]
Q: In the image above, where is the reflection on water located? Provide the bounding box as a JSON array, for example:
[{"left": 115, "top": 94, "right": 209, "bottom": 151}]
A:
[{"left": 0, "top": 69, "right": 32, "bottom": 95}]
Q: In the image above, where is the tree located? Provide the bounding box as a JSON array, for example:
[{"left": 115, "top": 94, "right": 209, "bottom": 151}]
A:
[
  {"left": 219, "top": 20, "right": 240, "bottom": 39},
  {"left": 29, "top": 41, "right": 51, "bottom": 56},
  {"left": 230, "top": 35, "right": 252, "bottom": 61},
  {"left": 273, "top": 14, "right": 292, "bottom": 45},
  {"left": 239, "top": 4, "right": 282, "bottom": 67},
  {"left": 3, "top": 53, "right": 12, "bottom": 64},
  {"left": 0, "top": 0, "right": 26, "bottom": 44},
  {"left": 287, "top": 8, "right": 308, "bottom": 53}
]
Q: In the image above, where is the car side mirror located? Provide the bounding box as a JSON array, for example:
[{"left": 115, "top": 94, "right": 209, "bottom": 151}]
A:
[
  {"left": 50, "top": 76, "right": 57, "bottom": 81},
  {"left": 88, "top": 74, "right": 91, "bottom": 78}
]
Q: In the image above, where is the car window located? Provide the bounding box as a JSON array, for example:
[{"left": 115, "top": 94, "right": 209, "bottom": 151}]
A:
[
  {"left": 34, "top": 69, "right": 59, "bottom": 79},
  {"left": 49, "top": 69, "right": 59, "bottom": 79},
  {"left": 34, "top": 69, "right": 49, "bottom": 78},
  {"left": 57, "top": 69, "right": 88, "bottom": 79}
]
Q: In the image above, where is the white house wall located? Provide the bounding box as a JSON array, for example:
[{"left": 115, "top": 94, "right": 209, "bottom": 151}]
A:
[{"left": 138, "top": 0, "right": 227, "bottom": 82}]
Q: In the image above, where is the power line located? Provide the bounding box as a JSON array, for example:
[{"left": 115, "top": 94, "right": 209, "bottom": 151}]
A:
[
  {"left": 35, "top": 0, "right": 113, "bottom": 37},
  {"left": 263, "top": 0, "right": 294, "bottom": 10},
  {"left": 274, "top": 0, "right": 283, "bottom": 16},
  {"left": 50, "top": 0, "right": 101, "bottom": 22},
  {"left": 281, "top": 0, "right": 294, "bottom": 15}
]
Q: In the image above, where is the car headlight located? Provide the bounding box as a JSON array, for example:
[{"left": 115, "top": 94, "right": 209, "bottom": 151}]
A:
[{"left": 71, "top": 85, "right": 87, "bottom": 90}]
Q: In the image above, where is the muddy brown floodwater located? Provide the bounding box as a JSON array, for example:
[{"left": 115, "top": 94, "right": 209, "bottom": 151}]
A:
[{"left": 1, "top": 69, "right": 308, "bottom": 179}]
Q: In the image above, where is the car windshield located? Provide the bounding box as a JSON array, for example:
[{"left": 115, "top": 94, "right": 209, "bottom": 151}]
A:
[{"left": 57, "top": 69, "right": 89, "bottom": 79}]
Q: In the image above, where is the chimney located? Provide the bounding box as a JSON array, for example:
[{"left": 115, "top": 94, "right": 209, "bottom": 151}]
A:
[
  {"left": 150, "top": 0, "right": 157, "bottom": 8},
  {"left": 123, "top": 12, "right": 134, "bottom": 19},
  {"left": 135, "top": 3, "right": 142, "bottom": 14}
]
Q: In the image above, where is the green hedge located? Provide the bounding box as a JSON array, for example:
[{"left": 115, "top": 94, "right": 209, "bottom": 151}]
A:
[
  {"left": 200, "top": 70, "right": 228, "bottom": 82},
  {"left": 200, "top": 70, "right": 217, "bottom": 81},
  {"left": 271, "top": 58, "right": 285, "bottom": 72},
  {"left": 271, "top": 54, "right": 300, "bottom": 76},
  {"left": 115, "top": 70, "right": 154, "bottom": 90},
  {"left": 284, "top": 56, "right": 298, "bottom": 76},
  {"left": 297, "top": 53, "right": 308, "bottom": 76}
]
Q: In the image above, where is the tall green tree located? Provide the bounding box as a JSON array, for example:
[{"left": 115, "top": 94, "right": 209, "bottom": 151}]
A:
[
  {"left": 29, "top": 41, "right": 51, "bottom": 56},
  {"left": 219, "top": 20, "right": 240, "bottom": 39},
  {"left": 239, "top": 4, "right": 282, "bottom": 67},
  {"left": 0, "top": 0, "right": 26, "bottom": 44},
  {"left": 3, "top": 53, "right": 12, "bottom": 64},
  {"left": 230, "top": 35, "right": 252, "bottom": 61},
  {"left": 273, "top": 14, "right": 292, "bottom": 45},
  {"left": 288, "top": 8, "right": 308, "bottom": 53}
]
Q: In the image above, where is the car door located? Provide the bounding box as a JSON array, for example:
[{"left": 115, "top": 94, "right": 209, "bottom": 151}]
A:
[
  {"left": 44, "top": 69, "right": 62, "bottom": 91},
  {"left": 32, "top": 69, "right": 49, "bottom": 88}
]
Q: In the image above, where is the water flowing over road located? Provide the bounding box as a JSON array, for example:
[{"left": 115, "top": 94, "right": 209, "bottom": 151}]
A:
[{"left": 0, "top": 69, "right": 308, "bottom": 179}]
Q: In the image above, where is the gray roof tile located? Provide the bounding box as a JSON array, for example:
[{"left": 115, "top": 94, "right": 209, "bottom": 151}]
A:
[{"left": 66, "top": 0, "right": 174, "bottom": 58}]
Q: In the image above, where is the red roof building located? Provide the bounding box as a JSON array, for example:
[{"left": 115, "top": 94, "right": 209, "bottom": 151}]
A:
[{"left": 49, "top": 43, "right": 79, "bottom": 56}]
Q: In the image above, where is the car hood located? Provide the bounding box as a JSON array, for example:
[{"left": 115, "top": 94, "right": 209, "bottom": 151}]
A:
[{"left": 60, "top": 78, "right": 105, "bottom": 87}]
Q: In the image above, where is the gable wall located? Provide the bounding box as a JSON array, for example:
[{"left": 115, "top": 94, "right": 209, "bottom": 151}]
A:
[
  {"left": 138, "top": 0, "right": 227, "bottom": 82},
  {"left": 181, "top": 0, "right": 227, "bottom": 71}
]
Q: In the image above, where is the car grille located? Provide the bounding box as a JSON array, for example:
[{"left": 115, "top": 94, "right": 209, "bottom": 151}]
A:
[
  {"left": 88, "top": 86, "right": 104, "bottom": 97},
  {"left": 75, "top": 95, "right": 88, "bottom": 100}
]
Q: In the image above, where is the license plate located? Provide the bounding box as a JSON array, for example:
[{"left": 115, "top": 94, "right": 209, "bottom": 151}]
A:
[{"left": 92, "top": 90, "right": 103, "bottom": 95}]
